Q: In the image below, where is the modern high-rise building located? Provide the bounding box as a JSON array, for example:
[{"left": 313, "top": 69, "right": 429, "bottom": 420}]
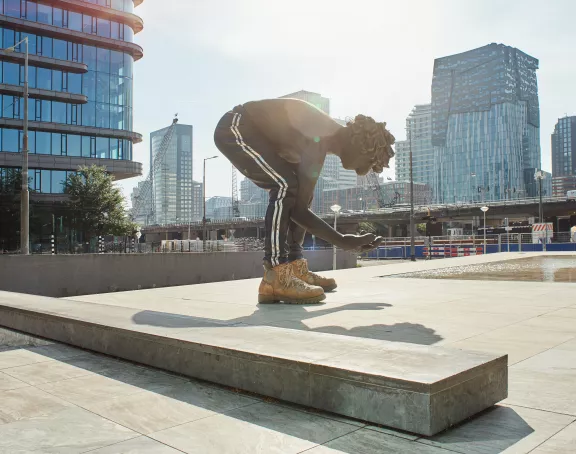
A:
[
  {"left": 149, "top": 123, "right": 194, "bottom": 225},
  {"left": 279, "top": 90, "right": 356, "bottom": 213},
  {"left": 431, "top": 43, "right": 541, "bottom": 203},
  {"left": 238, "top": 177, "right": 267, "bottom": 218},
  {"left": 280, "top": 90, "right": 330, "bottom": 113},
  {"left": 395, "top": 104, "right": 434, "bottom": 195},
  {"left": 240, "top": 177, "right": 267, "bottom": 204},
  {"left": 206, "top": 196, "right": 231, "bottom": 219},
  {"left": 328, "top": 118, "right": 357, "bottom": 190},
  {"left": 0, "top": 0, "right": 144, "bottom": 250},
  {"left": 322, "top": 182, "right": 432, "bottom": 213},
  {"left": 552, "top": 116, "right": 576, "bottom": 197}
]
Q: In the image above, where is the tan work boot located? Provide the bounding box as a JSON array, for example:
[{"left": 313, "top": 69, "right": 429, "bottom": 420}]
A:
[
  {"left": 290, "top": 258, "right": 338, "bottom": 292},
  {"left": 258, "top": 262, "right": 325, "bottom": 304}
]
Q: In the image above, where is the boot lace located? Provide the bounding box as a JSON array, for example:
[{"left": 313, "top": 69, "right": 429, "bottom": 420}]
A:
[
  {"left": 277, "top": 263, "right": 313, "bottom": 290},
  {"left": 294, "top": 260, "right": 324, "bottom": 281}
]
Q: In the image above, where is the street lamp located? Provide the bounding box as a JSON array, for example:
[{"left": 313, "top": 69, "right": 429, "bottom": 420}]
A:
[
  {"left": 408, "top": 129, "right": 416, "bottom": 262},
  {"left": 6, "top": 37, "right": 29, "bottom": 254},
  {"left": 202, "top": 156, "right": 218, "bottom": 251},
  {"left": 534, "top": 171, "right": 545, "bottom": 223},
  {"left": 480, "top": 206, "right": 489, "bottom": 254},
  {"left": 331, "top": 204, "right": 341, "bottom": 270}
]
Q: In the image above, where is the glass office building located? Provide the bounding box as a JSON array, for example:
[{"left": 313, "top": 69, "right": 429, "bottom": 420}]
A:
[
  {"left": 149, "top": 123, "right": 194, "bottom": 225},
  {"left": 552, "top": 116, "right": 576, "bottom": 197},
  {"left": 395, "top": 104, "right": 435, "bottom": 200},
  {"left": 0, "top": 0, "right": 143, "bottom": 251},
  {"left": 431, "top": 43, "right": 541, "bottom": 203}
]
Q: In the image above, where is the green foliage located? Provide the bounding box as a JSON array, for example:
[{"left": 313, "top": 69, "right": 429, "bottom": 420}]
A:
[
  {"left": 65, "top": 165, "right": 136, "bottom": 239},
  {"left": 416, "top": 223, "right": 427, "bottom": 234},
  {"left": 0, "top": 168, "right": 22, "bottom": 250},
  {"left": 358, "top": 221, "right": 377, "bottom": 234}
]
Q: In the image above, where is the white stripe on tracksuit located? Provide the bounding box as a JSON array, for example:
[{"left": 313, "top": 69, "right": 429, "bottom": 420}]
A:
[{"left": 229, "top": 113, "right": 288, "bottom": 267}]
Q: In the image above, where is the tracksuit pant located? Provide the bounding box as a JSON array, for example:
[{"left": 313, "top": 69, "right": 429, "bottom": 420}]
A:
[{"left": 214, "top": 105, "right": 305, "bottom": 266}]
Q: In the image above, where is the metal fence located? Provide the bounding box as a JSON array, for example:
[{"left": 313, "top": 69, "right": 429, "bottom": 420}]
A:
[
  {"left": 11, "top": 231, "right": 576, "bottom": 256},
  {"left": 360, "top": 233, "right": 576, "bottom": 260}
]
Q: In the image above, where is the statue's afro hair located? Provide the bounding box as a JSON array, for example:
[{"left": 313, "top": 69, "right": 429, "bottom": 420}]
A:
[{"left": 346, "top": 115, "right": 395, "bottom": 173}]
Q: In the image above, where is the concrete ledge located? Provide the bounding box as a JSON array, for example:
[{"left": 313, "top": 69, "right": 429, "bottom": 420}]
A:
[
  {"left": 0, "top": 250, "right": 356, "bottom": 297},
  {"left": 0, "top": 292, "right": 508, "bottom": 436}
]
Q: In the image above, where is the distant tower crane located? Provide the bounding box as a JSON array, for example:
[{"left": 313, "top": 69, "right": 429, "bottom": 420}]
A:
[{"left": 131, "top": 115, "right": 178, "bottom": 225}]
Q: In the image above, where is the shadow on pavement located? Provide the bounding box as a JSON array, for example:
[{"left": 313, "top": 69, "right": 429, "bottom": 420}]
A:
[
  {"left": 132, "top": 302, "right": 443, "bottom": 345},
  {"left": 423, "top": 406, "right": 535, "bottom": 453},
  {"left": 0, "top": 330, "right": 532, "bottom": 454}
]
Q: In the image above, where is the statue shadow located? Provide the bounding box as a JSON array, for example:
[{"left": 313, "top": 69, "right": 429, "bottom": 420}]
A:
[{"left": 132, "top": 301, "right": 443, "bottom": 346}]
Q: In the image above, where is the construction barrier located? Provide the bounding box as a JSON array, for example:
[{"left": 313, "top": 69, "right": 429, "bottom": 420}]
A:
[{"left": 423, "top": 246, "right": 484, "bottom": 258}]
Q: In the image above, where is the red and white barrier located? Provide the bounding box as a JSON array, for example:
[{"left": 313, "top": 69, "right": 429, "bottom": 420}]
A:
[{"left": 424, "top": 246, "right": 483, "bottom": 258}]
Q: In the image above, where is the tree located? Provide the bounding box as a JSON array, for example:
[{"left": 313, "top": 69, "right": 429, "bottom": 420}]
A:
[
  {"left": 0, "top": 168, "right": 22, "bottom": 251},
  {"left": 65, "top": 165, "right": 137, "bottom": 241}
]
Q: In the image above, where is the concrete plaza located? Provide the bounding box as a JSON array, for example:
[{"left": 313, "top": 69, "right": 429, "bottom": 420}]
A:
[{"left": 0, "top": 252, "right": 575, "bottom": 452}]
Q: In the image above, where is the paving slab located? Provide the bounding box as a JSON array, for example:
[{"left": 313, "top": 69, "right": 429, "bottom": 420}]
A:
[
  {"left": 506, "top": 343, "right": 576, "bottom": 415},
  {"left": 0, "top": 289, "right": 507, "bottom": 436},
  {"left": 305, "top": 428, "right": 451, "bottom": 453},
  {"left": 0, "top": 386, "right": 74, "bottom": 425},
  {"left": 81, "top": 381, "right": 258, "bottom": 434},
  {"left": 149, "top": 402, "right": 360, "bottom": 454},
  {"left": 419, "top": 404, "right": 575, "bottom": 454},
  {"left": 0, "top": 371, "right": 28, "bottom": 391},
  {"left": 0, "top": 407, "right": 136, "bottom": 453},
  {"left": 531, "top": 421, "right": 576, "bottom": 454},
  {"left": 87, "top": 436, "right": 183, "bottom": 453}
]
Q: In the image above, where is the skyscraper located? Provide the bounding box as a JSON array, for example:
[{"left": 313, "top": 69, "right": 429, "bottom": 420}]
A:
[
  {"left": 552, "top": 116, "right": 576, "bottom": 197},
  {"left": 395, "top": 104, "right": 434, "bottom": 195},
  {"left": 280, "top": 90, "right": 330, "bottom": 113},
  {"left": 0, "top": 0, "right": 144, "bottom": 249},
  {"left": 149, "top": 123, "right": 195, "bottom": 225},
  {"left": 279, "top": 90, "right": 356, "bottom": 213},
  {"left": 431, "top": 43, "right": 541, "bottom": 203}
]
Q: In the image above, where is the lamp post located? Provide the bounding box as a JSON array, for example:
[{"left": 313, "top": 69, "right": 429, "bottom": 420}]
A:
[
  {"left": 534, "top": 171, "right": 547, "bottom": 249},
  {"left": 480, "top": 206, "right": 489, "bottom": 254},
  {"left": 202, "top": 156, "right": 218, "bottom": 251},
  {"left": 408, "top": 129, "right": 416, "bottom": 262},
  {"left": 331, "top": 204, "right": 341, "bottom": 270},
  {"left": 6, "top": 37, "right": 29, "bottom": 254},
  {"left": 534, "top": 171, "right": 545, "bottom": 223}
]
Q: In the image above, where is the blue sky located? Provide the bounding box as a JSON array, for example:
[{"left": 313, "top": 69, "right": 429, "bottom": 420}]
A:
[{"left": 119, "top": 0, "right": 576, "bottom": 201}]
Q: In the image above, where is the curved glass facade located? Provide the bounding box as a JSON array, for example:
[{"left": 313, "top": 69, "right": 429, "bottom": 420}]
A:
[
  {"left": 0, "top": 128, "right": 132, "bottom": 159},
  {"left": 0, "top": 27, "right": 134, "bottom": 133},
  {"left": 1, "top": 166, "right": 73, "bottom": 194},
  {"left": 0, "top": 0, "right": 142, "bottom": 251},
  {"left": 81, "top": 0, "right": 135, "bottom": 14},
  {"left": 1, "top": 0, "right": 135, "bottom": 42}
]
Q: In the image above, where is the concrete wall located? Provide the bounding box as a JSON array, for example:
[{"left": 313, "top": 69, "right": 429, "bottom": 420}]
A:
[{"left": 0, "top": 250, "right": 356, "bottom": 298}]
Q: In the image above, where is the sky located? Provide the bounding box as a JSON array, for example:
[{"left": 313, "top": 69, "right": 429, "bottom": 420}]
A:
[{"left": 118, "top": 0, "right": 576, "bottom": 203}]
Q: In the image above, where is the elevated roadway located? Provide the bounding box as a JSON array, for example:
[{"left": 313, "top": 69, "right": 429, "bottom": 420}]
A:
[{"left": 141, "top": 197, "right": 576, "bottom": 237}]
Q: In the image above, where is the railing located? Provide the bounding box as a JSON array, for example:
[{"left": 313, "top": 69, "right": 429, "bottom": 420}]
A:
[
  {"left": 12, "top": 231, "right": 574, "bottom": 256},
  {"left": 359, "top": 232, "right": 576, "bottom": 259},
  {"left": 141, "top": 196, "right": 574, "bottom": 230}
]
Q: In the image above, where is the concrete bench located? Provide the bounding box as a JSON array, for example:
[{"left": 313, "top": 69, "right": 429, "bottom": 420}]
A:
[{"left": 0, "top": 291, "right": 507, "bottom": 436}]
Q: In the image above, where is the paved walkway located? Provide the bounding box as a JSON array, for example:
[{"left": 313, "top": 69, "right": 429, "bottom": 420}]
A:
[{"left": 0, "top": 252, "right": 575, "bottom": 453}]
